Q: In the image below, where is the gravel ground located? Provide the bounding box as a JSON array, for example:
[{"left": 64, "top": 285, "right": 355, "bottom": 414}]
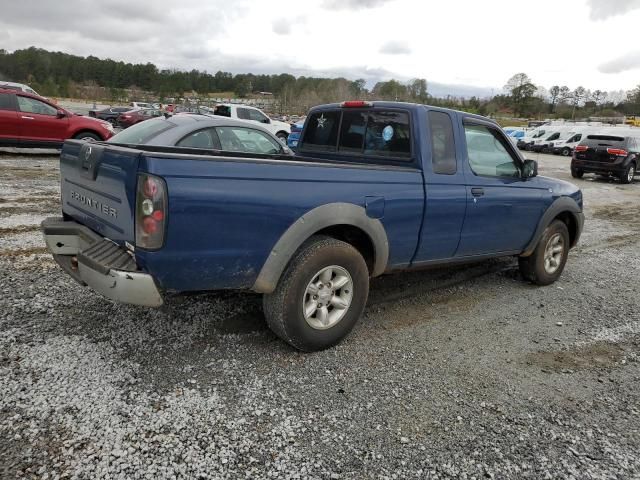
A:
[{"left": 0, "top": 149, "right": 639, "bottom": 479}]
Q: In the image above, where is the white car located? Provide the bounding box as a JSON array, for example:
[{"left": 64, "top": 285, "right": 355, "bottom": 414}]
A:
[{"left": 211, "top": 104, "right": 291, "bottom": 140}]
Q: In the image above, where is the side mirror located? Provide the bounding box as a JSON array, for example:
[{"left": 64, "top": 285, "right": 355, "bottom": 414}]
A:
[
  {"left": 261, "top": 118, "right": 271, "bottom": 124},
  {"left": 522, "top": 159, "right": 538, "bottom": 178},
  {"left": 56, "top": 109, "right": 67, "bottom": 118}
]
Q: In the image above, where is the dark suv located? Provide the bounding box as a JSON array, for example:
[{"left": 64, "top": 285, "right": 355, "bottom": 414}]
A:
[{"left": 571, "top": 135, "right": 638, "bottom": 184}]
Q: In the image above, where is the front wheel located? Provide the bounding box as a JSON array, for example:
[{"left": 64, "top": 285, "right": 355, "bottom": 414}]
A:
[
  {"left": 519, "top": 220, "right": 570, "bottom": 286},
  {"left": 276, "top": 131, "right": 289, "bottom": 141},
  {"left": 74, "top": 132, "right": 101, "bottom": 141},
  {"left": 561, "top": 147, "right": 571, "bottom": 157},
  {"left": 620, "top": 163, "right": 636, "bottom": 184},
  {"left": 263, "top": 236, "right": 369, "bottom": 351}
]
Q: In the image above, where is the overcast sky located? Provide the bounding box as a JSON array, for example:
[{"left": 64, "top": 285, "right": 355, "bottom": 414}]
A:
[{"left": 1, "top": 0, "right": 639, "bottom": 96}]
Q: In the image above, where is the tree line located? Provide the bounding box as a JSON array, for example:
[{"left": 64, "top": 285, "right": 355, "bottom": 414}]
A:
[{"left": 1, "top": 48, "right": 639, "bottom": 118}]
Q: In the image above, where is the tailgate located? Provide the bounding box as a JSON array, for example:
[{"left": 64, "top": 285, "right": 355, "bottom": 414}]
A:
[{"left": 60, "top": 140, "right": 140, "bottom": 244}]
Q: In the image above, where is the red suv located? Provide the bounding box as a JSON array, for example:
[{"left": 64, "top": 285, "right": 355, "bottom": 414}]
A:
[{"left": 0, "top": 88, "right": 114, "bottom": 148}]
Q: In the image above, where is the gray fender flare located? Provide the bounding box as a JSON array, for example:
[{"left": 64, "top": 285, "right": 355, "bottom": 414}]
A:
[
  {"left": 521, "top": 197, "right": 583, "bottom": 257},
  {"left": 252, "top": 202, "right": 389, "bottom": 293}
]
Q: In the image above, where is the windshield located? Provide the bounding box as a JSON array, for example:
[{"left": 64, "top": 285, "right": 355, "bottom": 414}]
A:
[{"left": 108, "top": 118, "right": 175, "bottom": 144}]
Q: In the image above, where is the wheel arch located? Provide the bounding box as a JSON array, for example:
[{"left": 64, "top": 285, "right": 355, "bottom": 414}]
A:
[
  {"left": 72, "top": 129, "right": 104, "bottom": 140},
  {"left": 252, "top": 203, "right": 389, "bottom": 293},
  {"left": 521, "top": 197, "right": 584, "bottom": 257}
]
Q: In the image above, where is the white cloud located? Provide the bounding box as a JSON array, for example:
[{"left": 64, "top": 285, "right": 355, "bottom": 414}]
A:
[
  {"left": 321, "top": 0, "right": 394, "bottom": 10},
  {"left": 1, "top": 0, "right": 640, "bottom": 95},
  {"left": 272, "top": 18, "right": 292, "bottom": 35},
  {"left": 586, "top": 0, "right": 640, "bottom": 20},
  {"left": 598, "top": 50, "right": 640, "bottom": 73},
  {"left": 379, "top": 41, "right": 411, "bottom": 55}
]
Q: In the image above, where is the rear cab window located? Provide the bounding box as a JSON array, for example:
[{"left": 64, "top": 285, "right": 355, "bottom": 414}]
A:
[
  {"left": 214, "top": 105, "right": 231, "bottom": 117},
  {"left": 300, "top": 107, "right": 412, "bottom": 162}
]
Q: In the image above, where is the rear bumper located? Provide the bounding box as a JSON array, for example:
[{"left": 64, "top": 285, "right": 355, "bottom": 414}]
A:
[
  {"left": 41, "top": 217, "right": 163, "bottom": 307},
  {"left": 571, "top": 159, "right": 626, "bottom": 175}
]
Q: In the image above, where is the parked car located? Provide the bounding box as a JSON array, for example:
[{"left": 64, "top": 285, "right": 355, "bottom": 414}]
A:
[
  {"left": 130, "top": 102, "right": 154, "bottom": 110},
  {"left": 211, "top": 104, "right": 291, "bottom": 140},
  {"left": 88, "top": 106, "right": 131, "bottom": 124},
  {"left": 287, "top": 119, "right": 305, "bottom": 150},
  {"left": 0, "top": 81, "right": 40, "bottom": 96},
  {"left": 530, "top": 127, "right": 575, "bottom": 153},
  {"left": 518, "top": 127, "right": 551, "bottom": 150},
  {"left": 116, "top": 108, "right": 163, "bottom": 128},
  {"left": 41, "top": 101, "right": 584, "bottom": 351},
  {"left": 107, "top": 114, "right": 292, "bottom": 156},
  {"left": 0, "top": 88, "right": 114, "bottom": 148},
  {"left": 571, "top": 134, "right": 638, "bottom": 183}
]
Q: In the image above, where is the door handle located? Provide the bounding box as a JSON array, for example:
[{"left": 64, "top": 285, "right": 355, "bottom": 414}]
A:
[
  {"left": 471, "top": 187, "right": 485, "bottom": 197},
  {"left": 21, "top": 116, "right": 34, "bottom": 120}
]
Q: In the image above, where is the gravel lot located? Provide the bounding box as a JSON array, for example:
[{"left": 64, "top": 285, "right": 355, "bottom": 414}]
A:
[{"left": 1, "top": 149, "right": 639, "bottom": 479}]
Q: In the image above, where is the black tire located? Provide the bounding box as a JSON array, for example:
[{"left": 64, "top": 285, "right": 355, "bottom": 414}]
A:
[
  {"left": 276, "top": 131, "right": 289, "bottom": 141},
  {"left": 73, "top": 132, "right": 101, "bottom": 141},
  {"left": 541, "top": 146, "right": 550, "bottom": 154},
  {"left": 561, "top": 147, "right": 571, "bottom": 157},
  {"left": 571, "top": 168, "right": 583, "bottom": 179},
  {"left": 263, "top": 236, "right": 369, "bottom": 351},
  {"left": 619, "top": 162, "right": 636, "bottom": 184},
  {"left": 519, "top": 220, "right": 570, "bottom": 286}
]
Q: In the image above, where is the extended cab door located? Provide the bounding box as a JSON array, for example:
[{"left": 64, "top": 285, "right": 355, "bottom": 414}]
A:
[
  {"left": 0, "top": 92, "right": 20, "bottom": 145},
  {"left": 16, "top": 95, "right": 69, "bottom": 143},
  {"left": 456, "top": 119, "right": 544, "bottom": 256},
  {"left": 412, "top": 109, "right": 467, "bottom": 262}
]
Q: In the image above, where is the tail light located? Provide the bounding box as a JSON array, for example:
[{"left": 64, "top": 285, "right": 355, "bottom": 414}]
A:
[
  {"left": 341, "top": 101, "right": 373, "bottom": 108},
  {"left": 136, "top": 174, "right": 167, "bottom": 250},
  {"left": 123, "top": 115, "right": 131, "bottom": 119},
  {"left": 575, "top": 145, "right": 588, "bottom": 152},
  {"left": 606, "top": 148, "right": 628, "bottom": 156}
]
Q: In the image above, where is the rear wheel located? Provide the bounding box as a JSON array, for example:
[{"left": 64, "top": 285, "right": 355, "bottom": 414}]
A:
[
  {"left": 571, "top": 168, "right": 584, "bottom": 178},
  {"left": 519, "top": 220, "right": 570, "bottom": 286},
  {"left": 263, "top": 236, "right": 369, "bottom": 351},
  {"left": 74, "top": 132, "right": 101, "bottom": 141},
  {"left": 276, "top": 131, "right": 289, "bottom": 141},
  {"left": 620, "top": 163, "right": 636, "bottom": 184}
]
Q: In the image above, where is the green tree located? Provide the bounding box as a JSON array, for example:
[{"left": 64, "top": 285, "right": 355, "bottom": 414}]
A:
[{"left": 504, "top": 73, "right": 536, "bottom": 116}]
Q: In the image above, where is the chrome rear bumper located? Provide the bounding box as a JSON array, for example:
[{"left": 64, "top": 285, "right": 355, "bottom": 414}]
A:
[{"left": 41, "top": 217, "right": 163, "bottom": 307}]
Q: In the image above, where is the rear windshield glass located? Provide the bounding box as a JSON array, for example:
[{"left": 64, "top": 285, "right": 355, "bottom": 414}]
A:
[
  {"left": 586, "top": 135, "right": 624, "bottom": 142},
  {"left": 301, "top": 111, "right": 340, "bottom": 152},
  {"left": 108, "top": 118, "right": 175, "bottom": 144},
  {"left": 214, "top": 105, "right": 231, "bottom": 117},
  {"left": 301, "top": 109, "right": 411, "bottom": 159}
]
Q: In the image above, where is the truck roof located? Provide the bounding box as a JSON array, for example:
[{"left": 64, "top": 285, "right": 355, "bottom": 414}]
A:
[{"left": 308, "top": 101, "right": 499, "bottom": 126}]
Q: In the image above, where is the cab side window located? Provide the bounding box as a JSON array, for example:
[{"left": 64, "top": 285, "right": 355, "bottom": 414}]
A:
[
  {"left": 236, "top": 108, "right": 251, "bottom": 120},
  {"left": 464, "top": 124, "right": 520, "bottom": 178},
  {"left": 17, "top": 96, "right": 57, "bottom": 116},
  {"left": 247, "top": 109, "right": 269, "bottom": 123},
  {"left": 428, "top": 111, "right": 456, "bottom": 174}
]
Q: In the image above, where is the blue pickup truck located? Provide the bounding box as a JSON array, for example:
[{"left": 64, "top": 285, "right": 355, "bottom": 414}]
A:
[{"left": 42, "top": 101, "right": 584, "bottom": 351}]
